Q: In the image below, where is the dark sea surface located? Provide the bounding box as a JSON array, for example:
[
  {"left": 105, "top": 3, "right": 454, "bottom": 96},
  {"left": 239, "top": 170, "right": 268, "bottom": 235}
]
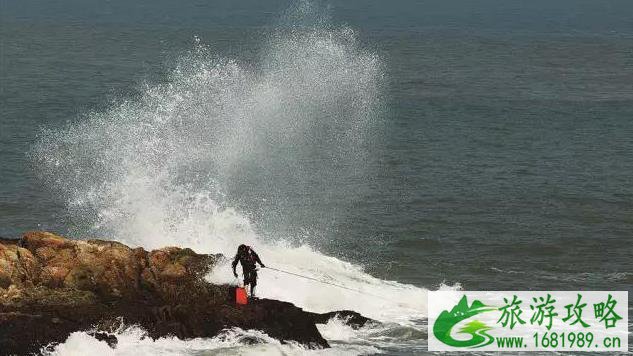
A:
[{"left": 2, "top": 0, "right": 633, "bottom": 353}]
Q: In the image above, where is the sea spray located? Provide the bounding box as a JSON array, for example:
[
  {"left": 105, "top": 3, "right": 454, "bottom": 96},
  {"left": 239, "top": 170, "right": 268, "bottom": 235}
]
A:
[
  {"left": 42, "top": 324, "right": 381, "bottom": 355},
  {"left": 32, "top": 23, "right": 382, "bottom": 249},
  {"left": 31, "top": 2, "right": 427, "bottom": 345}
]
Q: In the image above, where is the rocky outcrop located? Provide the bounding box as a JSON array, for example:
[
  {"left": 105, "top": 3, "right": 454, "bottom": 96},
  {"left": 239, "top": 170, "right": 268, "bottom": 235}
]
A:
[{"left": 0, "top": 232, "right": 370, "bottom": 355}]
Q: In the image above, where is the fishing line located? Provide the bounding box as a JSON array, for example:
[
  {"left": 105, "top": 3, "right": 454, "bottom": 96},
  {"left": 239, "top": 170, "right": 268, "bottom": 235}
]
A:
[{"left": 263, "top": 266, "right": 398, "bottom": 303}]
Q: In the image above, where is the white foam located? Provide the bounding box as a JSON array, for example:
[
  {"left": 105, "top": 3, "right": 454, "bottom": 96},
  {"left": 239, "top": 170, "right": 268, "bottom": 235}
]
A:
[
  {"left": 208, "top": 242, "right": 427, "bottom": 324},
  {"left": 33, "top": 4, "right": 427, "bottom": 322},
  {"left": 32, "top": 2, "right": 429, "bottom": 353},
  {"left": 42, "top": 325, "right": 380, "bottom": 356},
  {"left": 42, "top": 332, "right": 116, "bottom": 356}
]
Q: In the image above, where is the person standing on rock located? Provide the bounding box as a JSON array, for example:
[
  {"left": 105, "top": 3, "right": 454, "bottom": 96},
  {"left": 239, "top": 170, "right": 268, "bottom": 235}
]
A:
[{"left": 232, "top": 244, "right": 265, "bottom": 297}]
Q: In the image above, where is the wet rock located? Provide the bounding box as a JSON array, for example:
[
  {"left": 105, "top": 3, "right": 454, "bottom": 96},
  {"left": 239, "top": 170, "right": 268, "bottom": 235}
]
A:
[
  {"left": 309, "top": 310, "right": 372, "bottom": 329},
  {"left": 0, "top": 232, "right": 372, "bottom": 355},
  {"left": 90, "top": 331, "right": 118, "bottom": 348}
]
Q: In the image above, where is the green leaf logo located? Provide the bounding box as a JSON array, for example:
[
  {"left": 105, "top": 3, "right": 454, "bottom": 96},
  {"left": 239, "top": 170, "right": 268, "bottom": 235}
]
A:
[{"left": 433, "top": 295, "right": 496, "bottom": 348}]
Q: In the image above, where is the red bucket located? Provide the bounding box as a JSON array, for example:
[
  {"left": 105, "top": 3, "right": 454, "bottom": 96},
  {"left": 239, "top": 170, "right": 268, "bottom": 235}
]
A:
[{"left": 235, "top": 287, "right": 248, "bottom": 305}]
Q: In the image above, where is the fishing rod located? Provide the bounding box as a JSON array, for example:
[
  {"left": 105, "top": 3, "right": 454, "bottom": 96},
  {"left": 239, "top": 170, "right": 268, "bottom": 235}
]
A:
[{"left": 263, "top": 266, "right": 397, "bottom": 302}]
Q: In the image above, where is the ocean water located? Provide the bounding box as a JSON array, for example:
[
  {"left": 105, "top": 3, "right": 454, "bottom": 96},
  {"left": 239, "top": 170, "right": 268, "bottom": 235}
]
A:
[{"left": 2, "top": 0, "right": 633, "bottom": 354}]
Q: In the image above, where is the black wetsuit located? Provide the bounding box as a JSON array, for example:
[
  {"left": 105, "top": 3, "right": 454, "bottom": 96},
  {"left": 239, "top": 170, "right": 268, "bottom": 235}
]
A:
[{"left": 232, "top": 247, "right": 265, "bottom": 294}]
